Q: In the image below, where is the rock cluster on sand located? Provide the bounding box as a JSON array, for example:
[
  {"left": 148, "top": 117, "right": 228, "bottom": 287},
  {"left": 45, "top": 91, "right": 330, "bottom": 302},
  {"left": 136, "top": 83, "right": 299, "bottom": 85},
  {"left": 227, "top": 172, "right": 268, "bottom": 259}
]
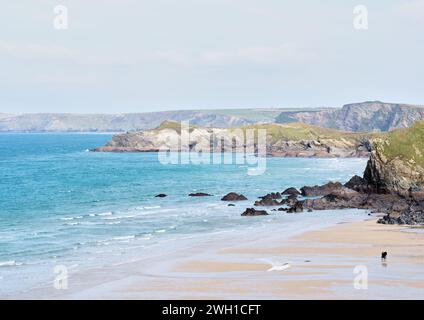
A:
[{"left": 221, "top": 193, "right": 248, "bottom": 201}]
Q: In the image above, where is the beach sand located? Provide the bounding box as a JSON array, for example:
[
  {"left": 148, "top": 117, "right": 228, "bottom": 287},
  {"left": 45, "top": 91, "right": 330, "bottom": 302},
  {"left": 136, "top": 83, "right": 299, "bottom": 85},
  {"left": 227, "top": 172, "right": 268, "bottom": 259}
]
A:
[{"left": 18, "top": 218, "right": 424, "bottom": 299}]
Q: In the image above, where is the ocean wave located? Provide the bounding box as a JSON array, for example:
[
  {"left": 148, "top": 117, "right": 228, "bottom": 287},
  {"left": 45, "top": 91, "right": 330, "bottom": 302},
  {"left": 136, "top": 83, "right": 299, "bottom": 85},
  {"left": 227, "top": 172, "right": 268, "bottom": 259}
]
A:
[
  {"left": 112, "top": 235, "right": 136, "bottom": 241},
  {"left": 155, "top": 229, "right": 166, "bottom": 233},
  {"left": 60, "top": 215, "right": 83, "bottom": 221},
  {"left": 64, "top": 222, "right": 81, "bottom": 226},
  {"left": 97, "top": 212, "right": 113, "bottom": 216},
  {"left": 103, "top": 214, "right": 135, "bottom": 220},
  {"left": 0, "top": 260, "right": 22, "bottom": 267},
  {"left": 104, "top": 221, "right": 121, "bottom": 225}
]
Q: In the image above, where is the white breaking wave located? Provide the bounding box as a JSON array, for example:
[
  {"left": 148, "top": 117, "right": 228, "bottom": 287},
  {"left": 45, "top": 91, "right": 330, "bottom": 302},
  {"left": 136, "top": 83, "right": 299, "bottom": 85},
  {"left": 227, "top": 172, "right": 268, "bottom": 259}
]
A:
[
  {"left": 112, "top": 235, "right": 136, "bottom": 241},
  {"left": 97, "top": 212, "right": 113, "bottom": 216},
  {"left": 0, "top": 260, "right": 22, "bottom": 267}
]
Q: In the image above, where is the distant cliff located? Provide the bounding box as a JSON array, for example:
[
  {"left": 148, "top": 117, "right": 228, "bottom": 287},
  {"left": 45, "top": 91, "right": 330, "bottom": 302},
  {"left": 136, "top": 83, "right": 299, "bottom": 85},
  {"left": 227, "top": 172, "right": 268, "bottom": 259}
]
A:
[
  {"left": 96, "top": 121, "right": 379, "bottom": 158},
  {"left": 2, "top": 101, "right": 424, "bottom": 133},
  {"left": 364, "top": 120, "right": 424, "bottom": 195},
  {"left": 0, "top": 111, "right": 255, "bottom": 133},
  {"left": 276, "top": 101, "right": 424, "bottom": 132}
]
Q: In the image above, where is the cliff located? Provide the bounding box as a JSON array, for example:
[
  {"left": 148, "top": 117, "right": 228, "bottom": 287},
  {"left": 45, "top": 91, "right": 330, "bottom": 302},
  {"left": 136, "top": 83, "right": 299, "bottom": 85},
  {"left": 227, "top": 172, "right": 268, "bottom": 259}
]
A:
[
  {"left": 0, "top": 111, "right": 253, "bottom": 132},
  {"left": 276, "top": 101, "right": 424, "bottom": 132},
  {"left": 364, "top": 121, "right": 424, "bottom": 195},
  {"left": 95, "top": 121, "right": 380, "bottom": 158},
  {"left": 3, "top": 101, "right": 424, "bottom": 133}
]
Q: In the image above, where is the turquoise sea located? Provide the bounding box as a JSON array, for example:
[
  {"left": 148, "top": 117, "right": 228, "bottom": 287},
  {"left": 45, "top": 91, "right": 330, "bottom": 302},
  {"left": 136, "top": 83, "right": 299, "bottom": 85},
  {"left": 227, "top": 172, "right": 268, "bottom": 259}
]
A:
[{"left": 0, "top": 134, "right": 369, "bottom": 296}]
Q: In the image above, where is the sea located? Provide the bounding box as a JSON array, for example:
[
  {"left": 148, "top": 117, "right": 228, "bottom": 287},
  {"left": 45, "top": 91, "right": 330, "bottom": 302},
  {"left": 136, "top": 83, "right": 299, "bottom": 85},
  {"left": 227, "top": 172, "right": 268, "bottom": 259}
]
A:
[{"left": 0, "top": 133, "right": 369, "bottom": 297}]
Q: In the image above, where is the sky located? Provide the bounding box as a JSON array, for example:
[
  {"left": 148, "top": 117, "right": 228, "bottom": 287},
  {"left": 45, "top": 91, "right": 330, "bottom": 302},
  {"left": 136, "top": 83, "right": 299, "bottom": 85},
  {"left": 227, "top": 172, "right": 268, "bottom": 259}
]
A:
[{"left": 0, "top": 0, "right": 423, "bottom": 113}]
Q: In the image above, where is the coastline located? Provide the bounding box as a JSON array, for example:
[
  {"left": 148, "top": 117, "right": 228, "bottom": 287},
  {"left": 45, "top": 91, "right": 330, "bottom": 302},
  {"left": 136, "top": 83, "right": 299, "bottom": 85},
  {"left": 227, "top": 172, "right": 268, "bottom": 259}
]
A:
[{"left": 16, "top": 216, "right": 424, "bottom": 300}]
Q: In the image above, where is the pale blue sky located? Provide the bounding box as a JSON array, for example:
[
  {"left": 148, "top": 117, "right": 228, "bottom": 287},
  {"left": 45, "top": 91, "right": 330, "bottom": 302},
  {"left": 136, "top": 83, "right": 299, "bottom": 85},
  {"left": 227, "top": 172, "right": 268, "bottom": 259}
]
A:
[{"left": 1, "top": 0, "right": 423, "bottom": 113}]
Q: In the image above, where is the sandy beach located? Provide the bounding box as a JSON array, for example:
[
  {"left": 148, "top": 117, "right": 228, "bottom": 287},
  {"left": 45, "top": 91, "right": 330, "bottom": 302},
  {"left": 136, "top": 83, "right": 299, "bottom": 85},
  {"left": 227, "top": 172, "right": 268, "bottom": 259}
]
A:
[{"left": 18, "top": 216, "right": 424, "bottom": 300}]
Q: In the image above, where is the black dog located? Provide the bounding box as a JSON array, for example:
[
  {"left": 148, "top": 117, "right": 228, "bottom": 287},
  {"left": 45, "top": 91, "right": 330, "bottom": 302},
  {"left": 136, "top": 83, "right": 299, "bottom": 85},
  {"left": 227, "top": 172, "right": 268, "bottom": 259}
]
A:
[{"left": 381, "top": 252, "right": 388, "bottom": 260}]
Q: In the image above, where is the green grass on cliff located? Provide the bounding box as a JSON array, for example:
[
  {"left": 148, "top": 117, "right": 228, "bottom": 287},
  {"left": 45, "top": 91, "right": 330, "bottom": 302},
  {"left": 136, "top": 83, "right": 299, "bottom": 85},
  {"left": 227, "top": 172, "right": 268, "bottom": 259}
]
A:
[
  {"left": 235, "top": 122, "right": 381, "bottom": 143},
  {"left": 153, "top": 120, "right": 383, "bottom": 143},
  {"left": 154, "top": 120, "right": 197, "bottom": 133},
  {"left": 380, "top": 120, "right": 424, "bottom": 166}
]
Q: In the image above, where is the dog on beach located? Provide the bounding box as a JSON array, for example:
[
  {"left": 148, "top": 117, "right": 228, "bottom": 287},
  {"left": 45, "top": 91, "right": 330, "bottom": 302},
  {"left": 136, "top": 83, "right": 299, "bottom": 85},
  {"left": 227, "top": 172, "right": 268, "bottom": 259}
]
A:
[{"left": 381, "top": 251, "right": 388, "bottom": 260}]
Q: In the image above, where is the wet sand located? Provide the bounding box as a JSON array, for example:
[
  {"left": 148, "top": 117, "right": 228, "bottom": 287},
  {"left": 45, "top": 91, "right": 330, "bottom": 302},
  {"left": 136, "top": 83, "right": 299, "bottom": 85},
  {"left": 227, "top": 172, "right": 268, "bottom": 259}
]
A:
[{"left": 17, "top": 218, "right": 424, "bottom": 299}]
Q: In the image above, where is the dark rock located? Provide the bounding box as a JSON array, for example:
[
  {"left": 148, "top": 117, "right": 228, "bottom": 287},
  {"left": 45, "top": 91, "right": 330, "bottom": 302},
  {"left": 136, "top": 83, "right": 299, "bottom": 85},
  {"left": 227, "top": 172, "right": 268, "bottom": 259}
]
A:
[
  {"left": 189, "top": 192, "right": 212, "bottom": 197},
  {"left": 155, "top": 194, "right": 167, "bottom": 198},
  {"left": 344, "top": 175, "right": 370, "bottom": 192},
  {"left": 300, "top": 182, "right": 343, "bottom": 197},
  {"left": 227, "top": 204, "right": 235, "bottom": 207},
  {"left": 302, "top": 187, "right": 365, "bottom": 210},
  {"left": 221, "top": 192, "right": 248, "bottom": 201},
  {"left": 280, "top": 196, "right": 297, "bottom": 207},
  {"left": 308, "top": 209, "right": 313, "bottom": 212},
  {"left": 254, "top": 194, "right": 283, "bottom": 206},
  {"left": 287, "top": 201, "right": 304, "bottom": 213},
  {"left": 282, "top": 187, "right": 301, "bottom": 196},
  {"left": 287, "top": 194, "right": 298, "bottom": 200},
  {"left": 278, "top": 207, "right": 288, "bottom": 211},
  {"left": 241, "top": 208, "right": 268, "bottom": 216},
  {"left": 259, "top": 192, "right": 282, "bottom": 199}
]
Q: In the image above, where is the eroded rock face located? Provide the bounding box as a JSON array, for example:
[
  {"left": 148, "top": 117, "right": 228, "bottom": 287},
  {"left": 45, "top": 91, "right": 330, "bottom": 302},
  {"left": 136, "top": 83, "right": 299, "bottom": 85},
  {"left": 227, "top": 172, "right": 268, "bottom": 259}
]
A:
[
  {"left": 241, "top": 208, "right": 268, "bottom": 216},
  {"left": 344, "top": 175, "right": 369, "bottom": 192},
  {"left": 364, "top": 141, "right": 424, "bottom": 196},
  {"left": 300, "top": 182, "right": 343, "bottom": 197},
  {"left": 221, "top": 193, "right": 248, "bottom": 201}
]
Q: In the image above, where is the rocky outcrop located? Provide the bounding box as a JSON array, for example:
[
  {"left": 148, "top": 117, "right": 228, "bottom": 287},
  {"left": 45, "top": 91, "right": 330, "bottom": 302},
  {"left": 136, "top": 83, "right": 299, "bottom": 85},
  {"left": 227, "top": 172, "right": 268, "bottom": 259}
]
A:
[
  {"left": 95, "top": 121, "right": 376, "bottom": 158},
  {"left": 344, "top": 175, "right": 370, "bottom": 192},
  {"left": 189, "top": 193, "right": 212, "bottom": 197},
  {"left": 254, "top": 197, "right": 281, "bottom": 206},
  {"left": 287, "top": 201, "right": 303, "bottom": 213},
  {"left": 363, "top": 122, "right": 424, "bottom": 196},
  {"left": 300, "top": 182, "right": 343, "bottom": 197},
  {"left": 282, "top": 188, "right": 301, "bottom": 196},
  {"left": 268, "top": 138, "right": 371, "bottom": 158},
  {"left": 241, "top": 208, "right": 269, "bottom": 216},
  {"left": 221, "top": 193, "right": 248, "bottom": 201}
]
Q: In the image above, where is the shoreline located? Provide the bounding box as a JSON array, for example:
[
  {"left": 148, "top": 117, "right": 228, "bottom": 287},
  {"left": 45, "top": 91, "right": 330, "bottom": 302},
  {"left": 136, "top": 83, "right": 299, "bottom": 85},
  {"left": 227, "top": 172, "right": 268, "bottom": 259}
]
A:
[{"left": 15, "top": 215, "right": 424, "bottom": 300}]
